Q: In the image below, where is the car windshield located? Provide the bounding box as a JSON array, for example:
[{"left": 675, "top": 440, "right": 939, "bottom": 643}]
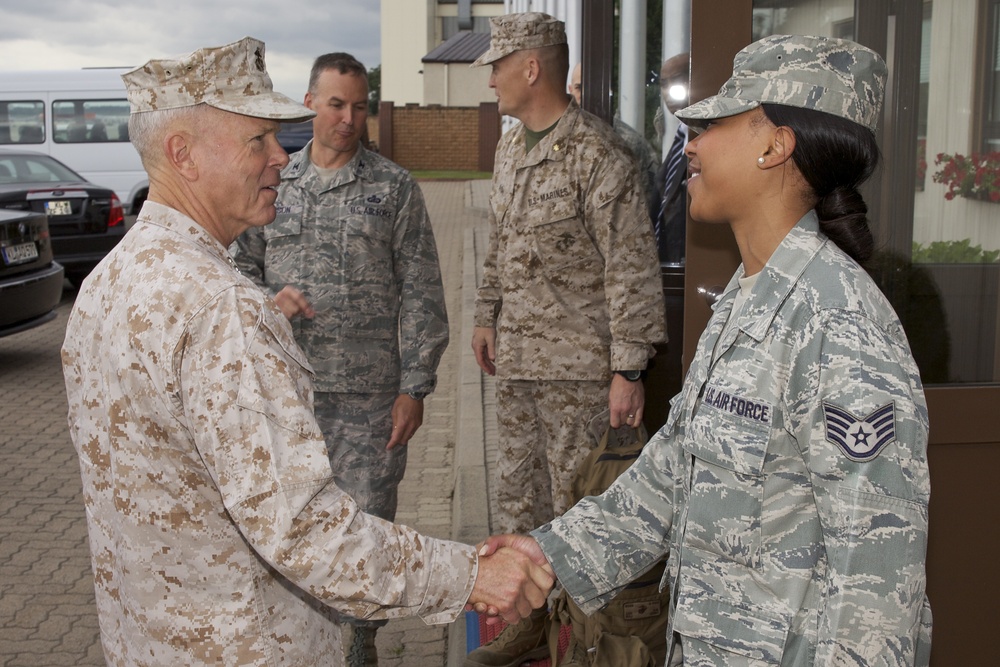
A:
[{"left": 0, "top": 154, "right": 85, "bottom": 184}]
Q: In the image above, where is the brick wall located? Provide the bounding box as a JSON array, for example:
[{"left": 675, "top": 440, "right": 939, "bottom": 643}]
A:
[
  {"left": 366, "top": 116, "right": 379, "bottom": 150},
  {"left": 392, "top": 105, "right": 480, "bottom": 171},
  {"left": 379, "top": 104, "right": 500, "bottom": 172}
]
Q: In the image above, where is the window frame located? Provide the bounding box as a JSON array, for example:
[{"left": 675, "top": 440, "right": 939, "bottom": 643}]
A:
[
  {"left": 50, "top": 98, "right": 131, "bottom": 145},
  {"left": 975, "top": 0, "right": 1000, "bottom": 152},
  {"left": 0, "top": 100, "right": 46, "bottom": 145}
]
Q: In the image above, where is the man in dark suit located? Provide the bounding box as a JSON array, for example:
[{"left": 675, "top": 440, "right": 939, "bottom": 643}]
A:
[{"left": 650, "top": 53, "right": 690, "bottom": 265}]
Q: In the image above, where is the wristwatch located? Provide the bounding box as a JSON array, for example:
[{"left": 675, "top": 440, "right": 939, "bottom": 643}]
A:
[
  {"left": 613, "top": 369, "right": 643, "bottom": 382},
  {"left": 407, "top": 391, "right": 428, "bottom": 401}
]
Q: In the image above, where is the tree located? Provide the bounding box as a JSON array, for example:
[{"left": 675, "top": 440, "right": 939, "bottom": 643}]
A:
[{"left": 367, "top": 65, "right": 381, "bottom": 116}]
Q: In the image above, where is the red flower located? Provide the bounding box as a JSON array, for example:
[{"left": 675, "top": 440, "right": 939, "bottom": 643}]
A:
[{"left": 933, "top": 151, "right": 1000, "bottom": 202}]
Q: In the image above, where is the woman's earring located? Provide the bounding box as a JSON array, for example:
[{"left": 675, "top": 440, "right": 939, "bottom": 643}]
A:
[{"left": 757, "top": 156, "right": 766, "bottom": 166}]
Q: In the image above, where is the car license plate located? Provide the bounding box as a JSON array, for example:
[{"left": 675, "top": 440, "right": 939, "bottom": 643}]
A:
[
  {"left": 2, "top": 242, "right": 39, "bottom": 266},
  {"left": 45, "top": 200, "right": 72, "bottom": 216}
]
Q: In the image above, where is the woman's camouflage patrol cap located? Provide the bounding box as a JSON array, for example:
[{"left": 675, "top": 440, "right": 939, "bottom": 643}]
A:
[
  {"left": 121, "top": 36, "right": 315, "bottom": 122},
  {"left": 676, "top": 34, "right": 887, "bottom": 133}
]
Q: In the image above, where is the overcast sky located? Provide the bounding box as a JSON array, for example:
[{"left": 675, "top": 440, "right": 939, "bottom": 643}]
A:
[{"left": 0, "top": 0, "right": 381, "bottom": 103}]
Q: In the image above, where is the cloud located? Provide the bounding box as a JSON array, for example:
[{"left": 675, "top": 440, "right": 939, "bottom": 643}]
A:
[{"left": 0, "top": 0, "right": 380, "bottom": 102}]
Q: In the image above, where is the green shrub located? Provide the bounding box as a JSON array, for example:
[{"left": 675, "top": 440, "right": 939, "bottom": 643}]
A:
[{"left": 911, "top": 239, "right": 1000, "bottom": 263}]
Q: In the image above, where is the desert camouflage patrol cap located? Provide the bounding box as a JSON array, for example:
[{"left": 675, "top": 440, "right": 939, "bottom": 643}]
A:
[
  {"left": 121, "top": 36, "right": 315, "bottom": 121},
  {"left": 472, "top": 12, "right": 567, "bottom": 67},
  {"left": 676, "top": 34, "right": 887, "bottom": 133}
]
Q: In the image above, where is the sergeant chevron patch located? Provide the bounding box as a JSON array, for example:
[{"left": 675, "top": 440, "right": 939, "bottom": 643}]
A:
[{"left": 823, "top": 402, "right": 897, "bottom": 461}]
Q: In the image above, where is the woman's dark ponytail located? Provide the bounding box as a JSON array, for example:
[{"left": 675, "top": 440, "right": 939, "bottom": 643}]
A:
[{"left": 761, "top": 103, "right": 880, "bottom": 263}]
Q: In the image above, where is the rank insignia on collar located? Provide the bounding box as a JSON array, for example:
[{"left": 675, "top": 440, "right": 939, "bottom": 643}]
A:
[{"left": 823, "top": 402, "right": 896, "bottom": 462}]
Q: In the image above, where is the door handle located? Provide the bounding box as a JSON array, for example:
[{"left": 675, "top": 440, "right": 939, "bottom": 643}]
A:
[{"left": 697, "top": 285, "right": 725, "bottom": 306}]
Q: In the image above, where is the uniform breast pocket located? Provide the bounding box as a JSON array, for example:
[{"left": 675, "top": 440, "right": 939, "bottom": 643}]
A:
[
  {"left": 527, "top": 198, "right": 597, "bottom": 274},
  {"left": 682, "top": 403, "right": 771, "bottom": 569},
  {"left": 261, "top": 212, "right": 304, "bottom": 280},
  {"left": 237, "top": 312, "right": 319, "bottom": 440},
  {"left": 344, "top": 193, "right": 394, "bottom": 282},
  {"left": 263, "top": 210, "right": 302, "bottom": 241}
]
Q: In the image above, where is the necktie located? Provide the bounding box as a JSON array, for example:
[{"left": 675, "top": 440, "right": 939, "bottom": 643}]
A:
[{"left": 655, "top": 125, "right": 687, "bottom": 244}]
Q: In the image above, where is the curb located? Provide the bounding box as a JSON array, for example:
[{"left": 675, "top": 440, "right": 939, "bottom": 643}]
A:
[{"left": 448, "top": 182, "right": 492, "bottom": 666}]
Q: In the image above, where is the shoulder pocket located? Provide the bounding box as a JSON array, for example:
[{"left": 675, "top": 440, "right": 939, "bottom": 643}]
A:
[
  {"left": 590, "top": 153, "right": 630, "bottom": 210},
  {"left": 236, "top": 310, "right": 318, "bottom": 438}
]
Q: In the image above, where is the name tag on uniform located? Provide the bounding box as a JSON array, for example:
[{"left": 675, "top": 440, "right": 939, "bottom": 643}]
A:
[
  {"left": 275, "top": 204, "right": 303, "bottom": 216},
  {"left": 702, "top": 384, "right": 772, "bottom": 425},
  {"left": 349, "top": 203, "right": 393, "bottom": 218}
]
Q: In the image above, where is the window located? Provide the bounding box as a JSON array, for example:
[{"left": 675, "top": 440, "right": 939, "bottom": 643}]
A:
[
  {"left": 751, "top": 0, "right": 854, "bottom": 41},
  {"left": 52, "top": 99, "right": 130, "bottom": 144},
  {"left": 916, "top": 2, "right": 932, "bottom": 190},
  {"left": 0, "top": 101, "right": 45, "bottom": 144},
  {"left": 979, "top": 0, "right": 1000, "bottom": 152}
]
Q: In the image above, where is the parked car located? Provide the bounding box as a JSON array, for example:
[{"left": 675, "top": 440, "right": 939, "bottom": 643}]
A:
[
  {"left": 0, "top": 68, "right": 149, "bottom": 215},
  {"left": 0, "top": 208, "right": 64, "bottom": 337},
  {"left": 276, "top": 121, "right": 314, "bottom": 154},
  {"left": 0, "top": 149, "right": 125, "bottom": 286}
]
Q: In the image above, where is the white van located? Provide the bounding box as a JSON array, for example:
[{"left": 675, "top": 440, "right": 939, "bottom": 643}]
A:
[{"left": 0, "top": 68, "right": 148, "bottom": 214}]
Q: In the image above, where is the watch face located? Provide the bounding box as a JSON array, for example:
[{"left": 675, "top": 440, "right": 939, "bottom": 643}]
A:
[{"left": 617, "top": 370, "right": 642, "bottom": 381}]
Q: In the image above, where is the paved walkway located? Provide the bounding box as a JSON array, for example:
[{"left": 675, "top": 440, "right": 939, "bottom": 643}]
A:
[
  {"left": 378, "top": 179, "right": 498, "bottom": 667},
  {"left": 0, "top": 180, "right": 497, "bottom": 667}
]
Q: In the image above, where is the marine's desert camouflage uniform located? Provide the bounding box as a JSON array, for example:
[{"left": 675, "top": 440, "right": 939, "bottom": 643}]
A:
[
  {"left": 62, "top": 202, "right": 475, "bottom": 666},
  {"left": 475, "top": 101, "right": 666, "bottom": 533},
  {"left": 232, "top": 144, "right": 448, "bottom": 521},
  {"left": 534, "top": 213, "right": 932, "bottom": 665}
]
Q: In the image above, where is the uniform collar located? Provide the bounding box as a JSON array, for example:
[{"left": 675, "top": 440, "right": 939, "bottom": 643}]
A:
[
  {"left": 282, "top": 141, "right": 374, "bottom": 191},
  {"left": 723, "top": 211, "right": 825, "bottom": 342},
  {"left": 516, "top": 100, "right": 579, "bottom": 168},
  {"left": 136, "top": 200, "right": 237, "bottom": 269}
]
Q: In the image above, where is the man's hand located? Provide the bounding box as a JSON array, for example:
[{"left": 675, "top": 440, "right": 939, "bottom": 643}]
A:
[
  {"left": 471, "top": 326, "right": 497, "bottom": 376},
  {"left": 469, "top": 542, "right": 555, "bottom": 625},
  {"left": 476, "top": 534, "right": 548, "bottom": 565},
  {"left": 273, "top": 285, "right": 316, "bottom": 321},
  {"left": 609, "top": 373, "right": 645, "bottom": 428},
  {"left": 468, "top": 534, "right": 553, "bottom": 622},
  {"left": 388, "top": 394, "right": 423, "bottom": 450}
]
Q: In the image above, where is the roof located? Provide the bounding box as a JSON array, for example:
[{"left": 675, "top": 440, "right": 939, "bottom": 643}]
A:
[{"left": 422, "top": 31, "right": 491, "bottom": 64}]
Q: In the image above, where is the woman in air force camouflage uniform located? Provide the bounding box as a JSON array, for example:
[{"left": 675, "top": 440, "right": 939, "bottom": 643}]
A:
[{"left": 504, "top": 35, "right": 933, "bottom": 665}]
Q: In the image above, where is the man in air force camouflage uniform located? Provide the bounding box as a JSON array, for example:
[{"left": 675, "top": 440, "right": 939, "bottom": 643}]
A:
[
  {"left": 231, "top": 53, "right": 448, "bottom": 664},
  {"left": 61, "top": 37, "right": 552, "bottom": 667},
  {"left": 467, "top": 13, "right": 666, "bottom": 666}
]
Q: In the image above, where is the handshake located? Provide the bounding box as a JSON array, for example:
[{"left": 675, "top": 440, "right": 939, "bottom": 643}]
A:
[{"left": 466, "top": 534, "right": 556, "bottom": 624}]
